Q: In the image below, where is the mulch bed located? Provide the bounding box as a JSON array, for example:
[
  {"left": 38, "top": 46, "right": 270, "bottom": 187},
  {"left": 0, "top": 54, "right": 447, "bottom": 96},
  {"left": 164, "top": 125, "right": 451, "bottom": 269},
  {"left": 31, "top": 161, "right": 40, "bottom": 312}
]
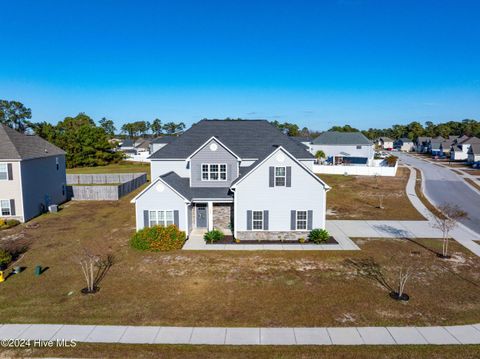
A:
[{"left": 206, "top": 236, "right": 338, "bottom": 245}]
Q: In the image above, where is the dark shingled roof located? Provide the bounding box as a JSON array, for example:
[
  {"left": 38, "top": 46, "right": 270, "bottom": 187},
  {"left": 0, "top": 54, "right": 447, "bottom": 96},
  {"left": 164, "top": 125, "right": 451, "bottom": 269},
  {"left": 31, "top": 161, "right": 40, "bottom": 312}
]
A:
[
  {"left": 312, "top": 131, "right": 372, "bottom": 145},
  {"left": 151, "top": 136, "right": 177, "bottom": 144},
  {"left": 120, "top": 139, "right": 135, "bottom": 147},
  {"left": 149, "top": 120, "right": 313, "bottom": 160},
  {"left": 160, "top": 172, "right": 233, "bottom": 200},
  {"left": 289, "top": 136, "right": 313, "bottom": 143},
  {"left": 0, "top": 124, "right": 65, "bottom": 160}
]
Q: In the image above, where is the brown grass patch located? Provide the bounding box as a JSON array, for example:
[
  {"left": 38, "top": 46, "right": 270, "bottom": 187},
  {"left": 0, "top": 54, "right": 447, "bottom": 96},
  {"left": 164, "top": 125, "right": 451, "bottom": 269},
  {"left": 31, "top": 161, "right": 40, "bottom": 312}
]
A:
[
  {"left": 1, "top": 189, "right": 479, "bottom": 328},
  {"left": 319, "top": 167, "right": 424, "bottom": 220}
]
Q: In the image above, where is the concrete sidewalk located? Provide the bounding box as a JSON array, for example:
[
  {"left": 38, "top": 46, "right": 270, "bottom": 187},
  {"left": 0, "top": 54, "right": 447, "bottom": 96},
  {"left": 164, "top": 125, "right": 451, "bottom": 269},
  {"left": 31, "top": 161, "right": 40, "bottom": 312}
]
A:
[{"left": 1, "top": 323, "right": 480, "bottom": 345}]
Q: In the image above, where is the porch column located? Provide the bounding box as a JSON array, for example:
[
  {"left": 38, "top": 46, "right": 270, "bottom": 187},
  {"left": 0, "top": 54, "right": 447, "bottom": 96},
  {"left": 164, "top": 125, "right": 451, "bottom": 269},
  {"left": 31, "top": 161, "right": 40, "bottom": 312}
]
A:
[{"left": 207, "top": 201, "right": 213, "bottom": 231}]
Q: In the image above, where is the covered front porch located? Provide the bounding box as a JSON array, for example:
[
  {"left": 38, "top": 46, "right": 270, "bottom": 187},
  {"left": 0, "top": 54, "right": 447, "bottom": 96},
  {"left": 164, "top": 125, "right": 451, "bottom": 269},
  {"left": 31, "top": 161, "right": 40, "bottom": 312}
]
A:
[{"left": 191, "top": 201, "right": 233, "bottom": 234}]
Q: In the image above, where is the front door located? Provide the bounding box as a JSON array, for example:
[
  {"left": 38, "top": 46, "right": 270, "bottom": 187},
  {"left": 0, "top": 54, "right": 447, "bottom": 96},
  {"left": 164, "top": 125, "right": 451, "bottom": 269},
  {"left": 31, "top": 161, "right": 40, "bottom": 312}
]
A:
[{"left": 196, "top": 205, "right": 207, "bottom": 228}]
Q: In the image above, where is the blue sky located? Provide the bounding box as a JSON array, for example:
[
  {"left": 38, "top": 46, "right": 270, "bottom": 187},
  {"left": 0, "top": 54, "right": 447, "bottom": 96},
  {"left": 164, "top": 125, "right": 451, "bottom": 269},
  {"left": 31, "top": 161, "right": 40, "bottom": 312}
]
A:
[{"left": 1, "top": 0, "right": 479, "bottom": 131}]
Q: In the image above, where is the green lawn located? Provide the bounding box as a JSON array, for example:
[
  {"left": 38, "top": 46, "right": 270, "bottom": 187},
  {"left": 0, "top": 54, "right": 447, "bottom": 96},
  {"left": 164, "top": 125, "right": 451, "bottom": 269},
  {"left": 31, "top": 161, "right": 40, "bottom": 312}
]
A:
[{"left": 67, "top": 161, "right": 150, "bottom": 175}]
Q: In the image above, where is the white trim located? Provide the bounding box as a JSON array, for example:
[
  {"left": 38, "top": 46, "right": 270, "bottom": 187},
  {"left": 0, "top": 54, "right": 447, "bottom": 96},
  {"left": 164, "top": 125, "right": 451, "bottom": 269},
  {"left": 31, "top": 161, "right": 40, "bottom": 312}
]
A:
[
  {"left": 0, "top": 163, "right": 8, "bottom": 181},
  {"left": 274, "top": 166, "right": 286, "bottom": 187},
  {"left": 252, "top": 210, "right": 264, "bottom": 231},
  {"left": 186, "top": 136, "right": 241, "bottom": 161},
  {"left": 192, "top": 198, "right": 233, "bottom": 202},
  {"left": 201, "top": 163, "right": 228, "bottom": 181},
  {"left": 0, "top": 199, "right": 12, "bottom": 217},
  {"left": 130, "top": 176, "right": 190, "bottom": 204},
  {"left": 148, "top": 209, "right": 175, "bottom": 227},
  {"left": 295, "top": 210, "right": 308, "bottom": 231},
  {"left": 231, "top": 146, "right": 331, "bottom": 190}
]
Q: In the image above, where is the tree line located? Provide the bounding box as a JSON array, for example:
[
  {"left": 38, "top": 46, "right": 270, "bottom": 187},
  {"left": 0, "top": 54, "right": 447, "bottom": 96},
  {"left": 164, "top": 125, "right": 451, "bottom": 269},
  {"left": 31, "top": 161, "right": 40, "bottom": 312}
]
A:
[
  {"left": 329, "top": 120, "right": 480, "bottom": 140},
  {"left": 120, "top": 119, "right": 185, "bottom": 137}
]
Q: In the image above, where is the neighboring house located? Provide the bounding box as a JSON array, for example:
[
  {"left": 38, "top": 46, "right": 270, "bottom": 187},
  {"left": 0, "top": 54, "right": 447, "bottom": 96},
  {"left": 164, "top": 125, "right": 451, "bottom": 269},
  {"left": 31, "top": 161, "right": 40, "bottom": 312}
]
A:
[
  {"left": 375, "top": 137, "right": 394, "bottom": 150},
  {"left": 429, "top": 136, "right": 446, "bottom": 155},
  {"left": 0, "top": 125, "right": 67, "bottom": 222},
  {"left": 119, "top": 139, "right": 136, "bottom": 153},
  {"left": 415, "top": 136, "right": 431, "bottom": 153},
  {"left": 150, "top": 136, "right": 177, "bottom": 155},
  {"left": 451, "top": 136, "right": 480, "bottom": 161},
  {"left": 289, "top": 136, "right": 314, "bottom": 153},
  {"left": 468, "top": 144, "right": 480, "bottom": 164},
  {"left": 135, "top": 139, "right": 151, "bottom": 154},
  {"left": 131, "top": 120, "right": 330, "bottom": 241},
  {"left": 309, "top": 132, "right": 374, "bottom": 166},
  {"left": 394, "top": 138, "right": 414, "bottom": 152}
]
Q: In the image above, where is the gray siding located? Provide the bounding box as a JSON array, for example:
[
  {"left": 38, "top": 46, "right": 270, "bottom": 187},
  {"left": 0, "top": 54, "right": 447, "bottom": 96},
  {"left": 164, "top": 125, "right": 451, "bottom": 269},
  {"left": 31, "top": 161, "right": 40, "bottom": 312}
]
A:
[
  {"left": 20, "top": 155, "right": 67, "bottom": 222},
  {"left": 190, "top": 139, "right": 239, "bottom": 187},
  {"left": 134, "top": 180, "right": 188, "bottom": 232},
  {"left": 234, "top": 149, "right": 327, "bottom": 233},
  {"left": 151, "top": 160, "right": 190, "bottom": 179}
]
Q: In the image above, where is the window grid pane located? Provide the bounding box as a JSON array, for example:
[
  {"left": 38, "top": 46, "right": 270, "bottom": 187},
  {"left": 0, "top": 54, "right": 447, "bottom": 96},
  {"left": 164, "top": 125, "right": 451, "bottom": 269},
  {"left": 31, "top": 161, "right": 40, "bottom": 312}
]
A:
[
  {"left": 252, "top": 211, "right": 263, "bottom": 230},
  {"left": 0, "top": 164, "right": 7, "bottom": 180},
  {"left": 1, "top": 200, "right": 11, "bottom": 216},
  {"left": 275, "top": 166, "right": 286, "bottom": 187},
  {"left": 296, "top": 211, "right": 307, "bottom": 230}
]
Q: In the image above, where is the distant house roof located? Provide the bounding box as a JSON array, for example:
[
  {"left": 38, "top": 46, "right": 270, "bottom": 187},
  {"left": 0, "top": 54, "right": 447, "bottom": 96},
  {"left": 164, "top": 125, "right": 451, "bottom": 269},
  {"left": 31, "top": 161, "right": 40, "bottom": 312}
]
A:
[
  {"left": 135, "top": 139, "right": 151, "bottom": 149},
  {"left": 120, "top": 139, "right": 135, "bottom": 147},
  {"left": 378, "top": 137, "right": 393, "bottom": 142},
  {"left": 416, "top": 136, "right": 432, "bottom": 144},
  {"left": 469, "top": 144, "right": 480, "bottom": 155},
  {"left": 289, "top": 136, "right": 313, "bottom": 143},
  {"left": 160, "top": 171, "right": 233, "bottom": 200},
  {"left": 0, "top": 124, "right": 65, "bottom": 160},
  {"left": 151, "top": 136, "right": 177, "bottom": 144},
  {"left": 311, "top": 131, "right": 372, "bottom": 146},
  {"left": 149, "top": 120, "right": 313, "bottom": 160},
  {"left": 398, "top": 138, "right": 413, "bottom": 143},
  {"left": 460, "top": 136, "right": 480, "bottom": 145}
]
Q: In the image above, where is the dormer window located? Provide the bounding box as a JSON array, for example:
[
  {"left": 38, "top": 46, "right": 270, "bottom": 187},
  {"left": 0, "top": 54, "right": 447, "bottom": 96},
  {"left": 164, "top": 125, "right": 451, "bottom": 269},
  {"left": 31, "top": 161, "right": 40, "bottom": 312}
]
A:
[
  {"left": 201, "top": 163, "right": 227, "bottom": 181},
  {"left": 275, "top": 166, "right": 286, "bottom": 186}
]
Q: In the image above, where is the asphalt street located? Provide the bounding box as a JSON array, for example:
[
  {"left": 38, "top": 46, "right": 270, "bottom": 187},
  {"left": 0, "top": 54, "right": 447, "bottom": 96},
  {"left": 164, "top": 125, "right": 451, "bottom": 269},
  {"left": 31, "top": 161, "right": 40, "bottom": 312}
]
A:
[{"left": 396, "top": 152, "right": 480, "bottom": 236}]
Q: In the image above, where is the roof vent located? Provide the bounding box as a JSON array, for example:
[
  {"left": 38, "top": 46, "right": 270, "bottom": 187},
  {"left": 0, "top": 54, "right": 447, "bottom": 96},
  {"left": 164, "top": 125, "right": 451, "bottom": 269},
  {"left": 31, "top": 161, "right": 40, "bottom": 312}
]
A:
[
  {"left": 44, "top": 149, "right": 48, "bottom": 153},
  {"left": 272, "top": 144, "right": 280, "bottom": 148}
]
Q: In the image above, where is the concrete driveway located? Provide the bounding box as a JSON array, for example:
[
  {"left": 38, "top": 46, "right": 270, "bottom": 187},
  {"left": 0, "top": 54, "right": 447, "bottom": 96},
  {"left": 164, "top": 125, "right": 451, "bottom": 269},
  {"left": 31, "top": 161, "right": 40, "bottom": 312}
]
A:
[{"left": 396, "top": 152, "right": 480, "bottom": 236}]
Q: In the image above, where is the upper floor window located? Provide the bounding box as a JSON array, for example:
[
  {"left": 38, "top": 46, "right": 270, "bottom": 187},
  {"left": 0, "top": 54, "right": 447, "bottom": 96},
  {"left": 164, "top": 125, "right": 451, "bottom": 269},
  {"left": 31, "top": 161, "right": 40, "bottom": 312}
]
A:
[
  {"left": 296, "top": 210, "right": 307, "bottom": 230},
  {"left": 252, "top": 211, "right": 263, "bottom": 230},
  {"left": 56, "top": 157, "right": 59, "bottom": 170},
  {"left": 356, "top": 145, "right": 362, "bottom": 149},
  {"left": 149, "top": 210, "right": 174, "bottom": 227},
  {"left": 275, "top": 166, "right": 286, "bottom": 186},
  {"left": 0, "top": 200, "right": 11, "bottom": 216},
  {"left": 0, "top": 164, "right": 7, "bottom": 180},
  {"left": 202, "top": 163, "right": 227, "bottom": 181}
]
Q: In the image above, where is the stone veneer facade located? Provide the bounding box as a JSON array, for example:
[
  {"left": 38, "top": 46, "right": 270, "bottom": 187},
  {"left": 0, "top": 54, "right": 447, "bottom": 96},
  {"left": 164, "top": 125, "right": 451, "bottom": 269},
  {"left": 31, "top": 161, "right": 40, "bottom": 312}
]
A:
[
  {"left": 236, "top": 231, "right": 310, "bottom": 241},
  {"left": 213, "top": 203, "right": 233, "bottom": 231}
]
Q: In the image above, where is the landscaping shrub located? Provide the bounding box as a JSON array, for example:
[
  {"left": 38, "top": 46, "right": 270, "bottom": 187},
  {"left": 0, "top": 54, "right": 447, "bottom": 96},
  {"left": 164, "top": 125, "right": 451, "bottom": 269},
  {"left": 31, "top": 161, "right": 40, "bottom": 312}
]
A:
[
  {"left": 130, "top": 225, "right": 186, "bottom": 252},
  {"left": 204, "top": 229, "right": 224, "bottom": 243},
  {"left": 386, "top": 155, "right": 398, "bottom": 167},
  {"left": 0, "top": 249, "right": 12, "bottom": 268},
  {"left": 308, "top": 228, "right": 330, "bottom": 244},
  {"left": 0, "top": 219, "right": 20, "bottom": 230}
]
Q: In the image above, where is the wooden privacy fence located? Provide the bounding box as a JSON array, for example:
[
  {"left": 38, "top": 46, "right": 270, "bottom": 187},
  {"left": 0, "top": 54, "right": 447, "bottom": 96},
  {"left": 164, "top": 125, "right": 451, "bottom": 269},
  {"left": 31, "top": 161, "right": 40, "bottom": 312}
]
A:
[{"left": 66, "top": 173, "right": 147, "bottom": 200}]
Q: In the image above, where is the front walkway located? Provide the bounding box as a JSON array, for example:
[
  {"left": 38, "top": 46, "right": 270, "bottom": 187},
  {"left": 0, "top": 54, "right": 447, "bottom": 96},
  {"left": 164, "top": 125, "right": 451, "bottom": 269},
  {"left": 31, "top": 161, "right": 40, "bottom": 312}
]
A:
[
  {"left": 182, "top": 228, "right": 360, "bottom": 251},
  {"left": 2, "top": 323, "right": 480, "bottom": 345}
]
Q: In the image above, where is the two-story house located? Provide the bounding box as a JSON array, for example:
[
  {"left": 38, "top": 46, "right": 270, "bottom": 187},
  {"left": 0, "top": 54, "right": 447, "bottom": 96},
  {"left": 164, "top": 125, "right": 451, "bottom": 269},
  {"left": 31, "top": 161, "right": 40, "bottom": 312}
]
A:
[
  {"left": 131, "top": 120, "right": 330, "bottom": 241},
  {"left": 309, "top": 131, "right": 374, "bottom": 166},
  {"left": 451, "top": 136, "right": 480, "bottom": 161},
  {"left": 0, "top": 124, "right": 67, "bottom": 222}
]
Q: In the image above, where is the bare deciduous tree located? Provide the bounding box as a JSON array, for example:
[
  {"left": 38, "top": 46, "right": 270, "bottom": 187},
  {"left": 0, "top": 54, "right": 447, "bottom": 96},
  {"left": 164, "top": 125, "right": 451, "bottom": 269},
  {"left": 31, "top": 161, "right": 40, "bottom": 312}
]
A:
[
  {"left": 77, "top": 248, "right": 114, "bottom": 294},
  {"left": 431, "top": 204, "right": 467, "bottom": 258}
]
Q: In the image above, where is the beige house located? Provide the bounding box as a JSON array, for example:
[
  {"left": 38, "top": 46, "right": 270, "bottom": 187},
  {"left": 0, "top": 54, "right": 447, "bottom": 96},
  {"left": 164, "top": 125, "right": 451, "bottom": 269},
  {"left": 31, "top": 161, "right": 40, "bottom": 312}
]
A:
[{"left": 0, "top": 125, "right": 67, "bottom": 222}]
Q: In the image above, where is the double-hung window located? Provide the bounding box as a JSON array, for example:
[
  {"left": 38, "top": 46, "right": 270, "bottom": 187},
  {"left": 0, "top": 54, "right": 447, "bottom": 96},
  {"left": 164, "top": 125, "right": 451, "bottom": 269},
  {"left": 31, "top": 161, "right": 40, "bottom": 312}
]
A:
[
  {"left": 252, "top": 211, "right": 263, "bottom": 230},
  {"left": 149, "top": 210, "right": 174, "bottom": 227},
  {"left": 275, "top": 166, "right": 286, "bottom": 186},
  {"left": 201, "top": 164, "right": 227, "bottom": 181},
  {"left": 296, "top": 210, "right": 307, "bottom": 230},
  {"left": 0, "top": 200, "right": 11, "bottom": 216},
  {"left": 0, "top": 164, "right": 7, "bottom": 180}
]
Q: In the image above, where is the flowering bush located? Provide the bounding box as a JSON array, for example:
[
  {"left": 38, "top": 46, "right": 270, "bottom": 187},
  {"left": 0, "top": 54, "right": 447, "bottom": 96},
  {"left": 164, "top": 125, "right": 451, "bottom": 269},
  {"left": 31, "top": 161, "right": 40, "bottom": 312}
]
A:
[{"left": 130, "top": 225, "right": 186, "bottom": 251}]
